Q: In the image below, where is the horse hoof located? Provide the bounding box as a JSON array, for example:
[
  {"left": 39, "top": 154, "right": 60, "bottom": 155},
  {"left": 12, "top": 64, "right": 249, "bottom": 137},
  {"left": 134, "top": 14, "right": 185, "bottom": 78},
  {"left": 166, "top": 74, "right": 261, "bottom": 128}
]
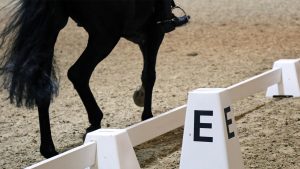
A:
[
  {"left": 40, "top": 146, "right": 58, "bottom": 159},
  {"left": 83, "top": 125, "right": 101, "bottom": 141},
  {"left": 141, "top": 113, "right": 153, "bottom": 121},
  {"left": 133, "top": 86, "right": 145, "bottom": 107}
]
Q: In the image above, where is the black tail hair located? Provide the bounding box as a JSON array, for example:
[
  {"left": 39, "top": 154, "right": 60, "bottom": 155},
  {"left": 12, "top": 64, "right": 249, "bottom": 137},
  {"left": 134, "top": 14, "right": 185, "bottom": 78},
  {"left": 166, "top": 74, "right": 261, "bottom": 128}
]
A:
[{"left": 0, "top": 0, "right": 63, "bottom": 108}]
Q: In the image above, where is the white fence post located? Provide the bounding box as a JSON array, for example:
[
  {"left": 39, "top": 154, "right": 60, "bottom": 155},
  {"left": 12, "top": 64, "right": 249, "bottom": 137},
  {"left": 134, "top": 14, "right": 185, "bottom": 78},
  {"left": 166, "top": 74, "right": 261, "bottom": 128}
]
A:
[
  {"left": 267, "top": 59, "right": 300, "bottom": 97},
  {"left": 180, "top": 88, "right": 244, "bottom": 169},
  {"left": 84, "top": 129, "right": 140, "bottom": 169}
]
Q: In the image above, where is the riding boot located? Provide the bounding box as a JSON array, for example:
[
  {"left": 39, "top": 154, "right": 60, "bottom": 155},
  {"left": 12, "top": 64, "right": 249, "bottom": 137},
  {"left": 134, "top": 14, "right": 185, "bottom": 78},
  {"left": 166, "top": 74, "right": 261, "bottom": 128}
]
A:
[
  {"left": 159, "top": 14, "right": 190, "bottom": 33},
  {"left": 158, "top": 0, "right": 189, "bottom": 33}
]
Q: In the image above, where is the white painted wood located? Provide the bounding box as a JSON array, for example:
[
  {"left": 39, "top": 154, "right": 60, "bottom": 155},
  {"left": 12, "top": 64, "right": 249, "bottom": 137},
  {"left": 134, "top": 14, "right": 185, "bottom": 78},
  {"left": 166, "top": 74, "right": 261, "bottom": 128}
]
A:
[
  {"left": 226, "top": 68, "right": 281, "bottom": 102},
  {"left": 126, "top": 105, "right": 187, "bottom": 147},
  {"left": 25, "top": 142, "right": 97, "bottom": 169},
  {"left": 25, "top": 59, "right": 300, "bottom": 169},
  {"left": 180, "top": 89, "right": 244, "bottom": 169},
  {"left": 84, "top": 129, "right": 141, "bottom": 169},
  {"left": 267, "top": 59, "right": 300, "bottom": 97}
]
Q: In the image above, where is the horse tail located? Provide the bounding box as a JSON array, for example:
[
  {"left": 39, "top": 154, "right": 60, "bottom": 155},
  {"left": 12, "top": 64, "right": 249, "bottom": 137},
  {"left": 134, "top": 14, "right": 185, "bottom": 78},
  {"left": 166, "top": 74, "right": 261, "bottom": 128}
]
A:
[{"left": 0, "top": 0, "right": 67, "bottom": 108}]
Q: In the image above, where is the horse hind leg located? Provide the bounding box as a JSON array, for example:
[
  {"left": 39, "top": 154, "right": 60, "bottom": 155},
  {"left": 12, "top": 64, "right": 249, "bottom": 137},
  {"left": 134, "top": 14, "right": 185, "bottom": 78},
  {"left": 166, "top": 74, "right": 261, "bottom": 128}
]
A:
[
  {"left": 37, "top": 29, "right": 67, "bottom": 158},
  {"left": 67, "top": 33, "right": 120, "bottom": 135}
]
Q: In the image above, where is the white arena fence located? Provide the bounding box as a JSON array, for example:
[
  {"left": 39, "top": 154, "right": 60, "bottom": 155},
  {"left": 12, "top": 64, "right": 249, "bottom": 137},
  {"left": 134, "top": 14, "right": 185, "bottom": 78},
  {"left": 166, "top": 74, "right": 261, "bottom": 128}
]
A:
[{"left": 26, "top": 59, "right": 300, "bottom": 169}]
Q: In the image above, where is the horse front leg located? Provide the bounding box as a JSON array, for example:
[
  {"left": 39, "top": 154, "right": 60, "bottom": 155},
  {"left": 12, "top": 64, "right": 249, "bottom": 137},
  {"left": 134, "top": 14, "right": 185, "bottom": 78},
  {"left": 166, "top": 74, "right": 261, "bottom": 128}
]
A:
[
  {"left": 37, "top": 98, "right": 58, "bottom": 158},
  {"left": 139, "top": 30, "right": 164, "bottom": 121}
]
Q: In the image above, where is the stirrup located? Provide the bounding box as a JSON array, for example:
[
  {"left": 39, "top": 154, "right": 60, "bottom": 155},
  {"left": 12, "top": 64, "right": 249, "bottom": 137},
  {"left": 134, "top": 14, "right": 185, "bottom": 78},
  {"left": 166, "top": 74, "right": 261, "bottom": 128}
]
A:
[
  {"left": 157, "top": 5, "right": 190, "bottom": 25},
  {"left": 171, "top": 5, "right": 190, "bottom": 22}
]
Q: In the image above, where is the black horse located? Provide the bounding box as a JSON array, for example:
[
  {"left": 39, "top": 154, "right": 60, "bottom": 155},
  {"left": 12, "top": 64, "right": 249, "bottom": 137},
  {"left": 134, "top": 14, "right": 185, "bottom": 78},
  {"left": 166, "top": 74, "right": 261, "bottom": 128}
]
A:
[{"left": 0, "top": 0, "right": 188, "bottom": 158}]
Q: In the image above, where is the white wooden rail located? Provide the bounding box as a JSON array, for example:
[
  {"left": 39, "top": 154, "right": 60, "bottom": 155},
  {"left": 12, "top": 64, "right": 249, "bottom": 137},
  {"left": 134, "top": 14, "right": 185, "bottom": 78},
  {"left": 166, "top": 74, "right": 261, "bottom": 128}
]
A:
[
  {"left": 25, "top": 59, "right": 300, "bottom": 169},
  {"left": 25, "top": 142, "right": 97, "bottom": 169},
  {"left": 227, "top": 68, "right": 281, "bottom": 102},
  {"left": 126, "top": 105, "right": 186, "bottom": 146}
]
